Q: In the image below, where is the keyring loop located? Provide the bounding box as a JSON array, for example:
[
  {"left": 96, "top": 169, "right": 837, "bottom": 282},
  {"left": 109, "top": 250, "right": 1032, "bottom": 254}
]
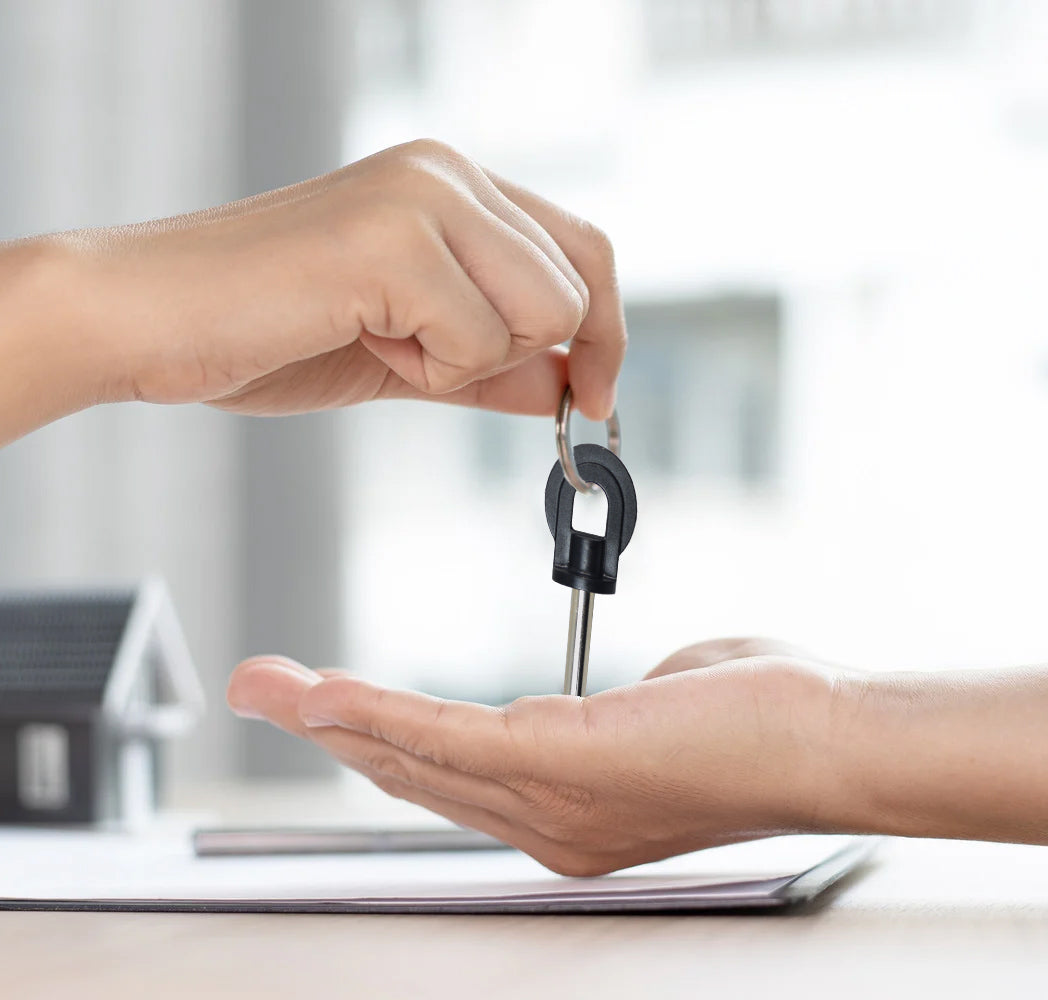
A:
[{"left": 555, "top": 386, "right": 621, "bottom": 495}]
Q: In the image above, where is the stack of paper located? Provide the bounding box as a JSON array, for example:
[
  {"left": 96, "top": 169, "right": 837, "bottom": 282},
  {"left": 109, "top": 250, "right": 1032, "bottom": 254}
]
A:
[{"left": 0, "top": 828, "right": 872, "bottom": 913}]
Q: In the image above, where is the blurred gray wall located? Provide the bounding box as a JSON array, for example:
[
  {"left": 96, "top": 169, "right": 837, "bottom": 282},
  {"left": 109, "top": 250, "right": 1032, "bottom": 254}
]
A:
[
  {"left": 0, "top": 0, "right": 352, "bottom": 784},
  {"left": 237, "top": 0, "right": 350, "bottom": 778}
]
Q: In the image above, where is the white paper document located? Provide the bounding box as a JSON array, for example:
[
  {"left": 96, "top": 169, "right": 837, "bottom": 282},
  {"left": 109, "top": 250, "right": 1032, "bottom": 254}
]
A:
[{"left": 0, "top": 828, "right": 873, "bottom": 913}]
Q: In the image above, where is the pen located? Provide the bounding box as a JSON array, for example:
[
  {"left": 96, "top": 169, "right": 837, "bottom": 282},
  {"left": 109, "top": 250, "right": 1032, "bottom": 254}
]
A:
[{"left": 192, "top": 826, "right": 510, "bottom": 857}]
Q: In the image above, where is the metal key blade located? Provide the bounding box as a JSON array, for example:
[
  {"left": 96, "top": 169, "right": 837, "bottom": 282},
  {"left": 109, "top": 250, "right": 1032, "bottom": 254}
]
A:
[{"left": 564, "top": 588, "right": 595, "bottom": 696}]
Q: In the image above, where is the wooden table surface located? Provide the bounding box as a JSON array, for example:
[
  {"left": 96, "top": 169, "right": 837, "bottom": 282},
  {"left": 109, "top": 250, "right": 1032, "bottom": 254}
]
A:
[{"left": 4, "top": 785, "right": 1048, "bottom": 998}]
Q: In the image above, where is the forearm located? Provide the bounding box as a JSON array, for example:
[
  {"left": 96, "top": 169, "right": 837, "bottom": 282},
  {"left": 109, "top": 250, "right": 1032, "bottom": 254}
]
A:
[
  {"left": 829, "top": 666, "right": 1048, "bottom": 844},
  {"left": 0, "top": 237, "right": 119, "bottom": 445}
]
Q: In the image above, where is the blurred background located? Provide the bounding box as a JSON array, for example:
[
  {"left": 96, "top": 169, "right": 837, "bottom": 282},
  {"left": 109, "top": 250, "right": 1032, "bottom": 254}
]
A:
[{"left": 1, "top": 0, "right": 1047, "bottom": 800}]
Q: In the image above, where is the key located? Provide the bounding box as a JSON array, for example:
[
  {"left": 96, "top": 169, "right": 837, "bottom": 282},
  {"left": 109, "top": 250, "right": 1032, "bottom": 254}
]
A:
[
  {"left": 545, "top": 392, "right": 638, "bottom": 696},
  {"left": 564, "top": 587, "right": 595, "bottom": 698},
  {"left": 545, "top": 442, "right": 638, "bottom": 695}
]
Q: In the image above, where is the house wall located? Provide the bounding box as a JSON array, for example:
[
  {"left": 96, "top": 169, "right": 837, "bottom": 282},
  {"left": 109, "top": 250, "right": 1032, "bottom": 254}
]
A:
[{"left": 0, "top": 717, "right": 95, "bottom": 822}]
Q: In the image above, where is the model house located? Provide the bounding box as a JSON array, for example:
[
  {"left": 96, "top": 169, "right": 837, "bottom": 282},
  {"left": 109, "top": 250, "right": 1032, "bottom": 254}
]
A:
[{"left": 0, "top": 579, "right": 204, "bottom": 825}]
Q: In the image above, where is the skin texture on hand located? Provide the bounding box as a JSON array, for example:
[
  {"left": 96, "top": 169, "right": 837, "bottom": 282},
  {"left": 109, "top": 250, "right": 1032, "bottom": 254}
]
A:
[
  {"left": 0, "top": 138, "right": 625, "bottom": 448},
  {"left": 227, "top": 638, "right": 841, "bottom": 876}
]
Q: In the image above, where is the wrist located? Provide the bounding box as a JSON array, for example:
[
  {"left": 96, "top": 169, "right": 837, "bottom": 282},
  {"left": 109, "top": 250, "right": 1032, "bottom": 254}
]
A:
[
  {"left": 0, "top": 236, "right": 125, "bottom": 443},
  {"left": 819, "top": 667, "right": 1048, "bottom": 844},
  {"left": 741, "top": 660, "right": 852, "bottom": 836},
  {"left": 821, "top": 670, "right": 958, "bottom": 839}
]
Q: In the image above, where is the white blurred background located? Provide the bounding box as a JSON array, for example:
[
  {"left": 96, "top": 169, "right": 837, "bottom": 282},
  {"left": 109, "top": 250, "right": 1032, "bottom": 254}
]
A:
[{"left": 1, "top": 0, "right": 1047, "bottom": 794}]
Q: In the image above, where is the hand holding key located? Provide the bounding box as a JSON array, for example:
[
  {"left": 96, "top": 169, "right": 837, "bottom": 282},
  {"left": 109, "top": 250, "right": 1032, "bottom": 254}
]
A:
[{"left": 0, "top": 138, "right": 627, "bottom": 446}]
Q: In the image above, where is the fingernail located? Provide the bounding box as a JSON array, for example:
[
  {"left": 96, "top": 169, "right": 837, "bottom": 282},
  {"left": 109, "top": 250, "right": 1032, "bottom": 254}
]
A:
[
  {"left": 301, "top": 712, "right": 337, "bottom": 728},
  {"left": 229, "top": 703, "right": 265, "bottom": 720}
]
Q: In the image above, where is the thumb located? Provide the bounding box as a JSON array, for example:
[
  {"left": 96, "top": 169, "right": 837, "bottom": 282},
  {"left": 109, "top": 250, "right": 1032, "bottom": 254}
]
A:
[
  {"left": 643, "top": 638, "right": 818, "bottom": 681},
  {"left": 382, "top": 346, "right": 569, "bottom": 416}
]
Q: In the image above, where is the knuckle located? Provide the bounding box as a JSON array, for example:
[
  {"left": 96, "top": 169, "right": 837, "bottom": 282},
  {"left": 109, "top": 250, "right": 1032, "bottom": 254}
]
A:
[
  {"left": 475, "top": 328, "right": 513, "bottom": 368},
  {"left": 386, "top": 139, "right": 470, "bottom": 193},
  {"left": 505, "top": 694, "right": 542, "bottom": 715},
  {"left": 400, "top": 136, "right": 461, "bottom": 163},
  {"left": 531, "top": 290, "right": 585, "bottom": 345},
  {"left": 576, "top": 220, "right": 616, "bottom": 277},
  {"left": 368, "top": 753, "right": 413, "bottom": 786},
  {"left": 360, "top": 138, "right": 459, "bottom": 202},
  {"left": 500, "top": 695, "right": 543, "bottom": 734},
  {"left": 502, "top": 692, "right": 580, "bottom": 744}
]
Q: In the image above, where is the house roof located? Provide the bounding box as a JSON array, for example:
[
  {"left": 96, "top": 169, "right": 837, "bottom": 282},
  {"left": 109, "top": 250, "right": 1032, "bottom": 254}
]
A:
[
  {"left": 0, "top": 580, "right": 204, "bottom": 735},
  {"left": 0, "top": 591, "right": 135, "bottom": 704}
]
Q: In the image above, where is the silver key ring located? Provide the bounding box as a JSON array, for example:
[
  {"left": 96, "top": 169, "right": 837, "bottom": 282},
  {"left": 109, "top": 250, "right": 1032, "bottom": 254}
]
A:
[{"left": 555, "top": 386, "right": 621, "bottom": 495}]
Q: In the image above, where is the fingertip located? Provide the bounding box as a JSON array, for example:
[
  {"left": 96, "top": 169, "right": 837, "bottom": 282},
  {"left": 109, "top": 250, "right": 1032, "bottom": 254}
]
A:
[
  {"left": 571, "top": 381, "right": 618, "bottom": 423},
  {"left": 234, "top": 654, "right": 317, "bottom": 675},
  {"left": 226, "top": 659, "right": 265, "bottom": 715},
  {"left": 567, "top": 337, "right": 622, "bottom": 423},
  {"left": 226, "top": 656, "right": 320, "bottom": 718}
]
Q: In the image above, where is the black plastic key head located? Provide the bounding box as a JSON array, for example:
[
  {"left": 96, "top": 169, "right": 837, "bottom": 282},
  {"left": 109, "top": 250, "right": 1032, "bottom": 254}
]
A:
[{"left": 545, "top": 443, "right": 638, "bottom": 595}]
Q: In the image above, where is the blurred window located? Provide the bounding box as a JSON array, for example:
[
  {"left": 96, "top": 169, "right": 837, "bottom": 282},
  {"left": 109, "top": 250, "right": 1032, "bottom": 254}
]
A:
[
  {"left": 472, "top": 294, "right": 781, "bottom": 489},
  {"left": 622, "top": 295, "right": 781, "bottom": 486},
  {"left": 642, "top": 0, "right": 972, "bottom": 65}
]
